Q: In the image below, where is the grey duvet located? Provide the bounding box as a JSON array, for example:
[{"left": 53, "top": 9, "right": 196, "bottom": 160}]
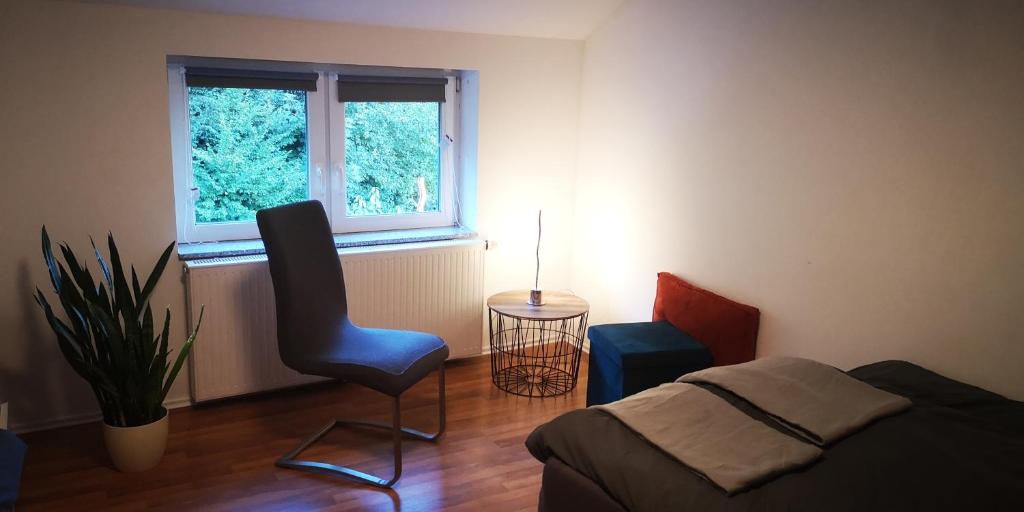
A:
[{"left": 526, "top": 361, "right": 1024, "bottom": 512}]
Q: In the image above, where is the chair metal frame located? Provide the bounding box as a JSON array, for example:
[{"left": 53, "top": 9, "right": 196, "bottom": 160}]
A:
[{"left": 276, "top": 364, "right": 446, "bottom": 488}]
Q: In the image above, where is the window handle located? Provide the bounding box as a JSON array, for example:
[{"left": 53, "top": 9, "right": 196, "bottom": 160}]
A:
[{"left": 189, "top": 187, "right": 200, "bottom": 201}]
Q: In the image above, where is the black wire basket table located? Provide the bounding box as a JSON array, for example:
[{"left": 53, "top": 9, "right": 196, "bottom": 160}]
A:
[{"left": 487, "top": 290, "right": 589, "bottom": 397}]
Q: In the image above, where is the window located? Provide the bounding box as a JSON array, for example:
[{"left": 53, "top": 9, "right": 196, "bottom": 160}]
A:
[
  {"left": 328, "top": 75, "right": 456, "bottom": 233},
  {"left": 189, "top": 87, "right": 309, "bottom": 224},
  {"left": 169, "top": 65, "right": 458, "bottom": 243},
  {"left": 345, "top": 102, "right": 439, "bottom": 216}
]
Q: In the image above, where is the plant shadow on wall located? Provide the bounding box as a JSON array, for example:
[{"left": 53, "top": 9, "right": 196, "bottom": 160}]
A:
[
  {"left": 4, "top": 261, "right": 88, "bottom": 435},
  {"left": 33, "top": 228, "right": 204, "bottom": 472}
]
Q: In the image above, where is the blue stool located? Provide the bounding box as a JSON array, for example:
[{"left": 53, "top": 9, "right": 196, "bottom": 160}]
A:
[
  {"left": 586, "top": 321, "right": 713, "bottom": 406},
  {"left": 0, "top": 430, "right": 26, "bottom": 511}
]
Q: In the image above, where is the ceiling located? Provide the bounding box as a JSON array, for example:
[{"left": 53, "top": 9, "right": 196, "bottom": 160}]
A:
[{"left": 82, "top": 0, "right": 626, "bottom": 40}]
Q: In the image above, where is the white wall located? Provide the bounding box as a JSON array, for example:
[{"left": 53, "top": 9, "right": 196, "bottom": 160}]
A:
[
  {"left": 571, "top": 0, "right": 1024, "bottom": 398},
  {"left": 0, "top": 0, "right": 582, "bottom": 431}
]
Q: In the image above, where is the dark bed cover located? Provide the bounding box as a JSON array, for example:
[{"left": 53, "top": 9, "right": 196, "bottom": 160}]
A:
[{"left": 527, "top": 360, "right": 1024, "bottom": 511}]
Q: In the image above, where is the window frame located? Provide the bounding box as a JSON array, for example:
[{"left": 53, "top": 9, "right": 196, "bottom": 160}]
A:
[{"left": 168, "top": 65, "right": 458, "bottom": 243}]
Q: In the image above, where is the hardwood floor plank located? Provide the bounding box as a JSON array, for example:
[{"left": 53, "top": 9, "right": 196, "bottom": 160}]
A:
[{"left": 18, "top": 355, "right": 587, "bottom": 511}]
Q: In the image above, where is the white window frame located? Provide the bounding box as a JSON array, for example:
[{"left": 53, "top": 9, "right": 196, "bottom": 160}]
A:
[{"left": 168, "top": 65, "right": 458, "bottom": 243}]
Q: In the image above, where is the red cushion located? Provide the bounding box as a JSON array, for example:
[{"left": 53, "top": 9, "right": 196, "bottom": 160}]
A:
[{"left": 652, "top": 272, "right": 760, "bottom": 366}]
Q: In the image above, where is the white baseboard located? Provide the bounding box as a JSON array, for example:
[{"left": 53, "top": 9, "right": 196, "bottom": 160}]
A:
[{"left": 10, "top": 397, "right": 192, "bottom": 434}]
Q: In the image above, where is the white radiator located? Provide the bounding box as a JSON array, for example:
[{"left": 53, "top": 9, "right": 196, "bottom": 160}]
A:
[{"left": 184, "top": 239, "right": 485, "bottom": 402}]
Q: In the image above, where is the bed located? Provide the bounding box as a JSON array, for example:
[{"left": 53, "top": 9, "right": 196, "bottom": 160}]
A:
[{"left": 526, "top": 360, "right": 1024, "bottom": 511}]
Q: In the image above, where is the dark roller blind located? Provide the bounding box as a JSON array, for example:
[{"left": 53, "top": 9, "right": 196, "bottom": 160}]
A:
[
  {"left": 185, "top": 67, "right": 319, "bottom": 91},
  {"left": 337, "top": 76, "right": 447, "bottom": 102}
]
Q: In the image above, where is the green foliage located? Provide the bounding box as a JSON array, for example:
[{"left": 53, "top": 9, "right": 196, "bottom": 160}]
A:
[
  {"left": 35, "top": 228, "right": 204, "bottom": 427},
  {"left": 189, "top": 87, "right": 308, "bottom": 223},
  {"left": 345, "top": 102, "right": 441, "bottom": 216},
  {"left": 187, "top": 88, "right": 442, "bottom": 221}
]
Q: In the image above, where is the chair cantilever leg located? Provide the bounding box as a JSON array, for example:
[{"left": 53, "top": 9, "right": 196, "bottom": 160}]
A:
[{"left": 276, "top": 364, "right": 446, "bottom": 488}]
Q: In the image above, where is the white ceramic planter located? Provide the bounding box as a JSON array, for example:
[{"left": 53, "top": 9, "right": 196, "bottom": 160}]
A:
[{"left": 102, "top": 409, "right": 169, "bottom": 472}]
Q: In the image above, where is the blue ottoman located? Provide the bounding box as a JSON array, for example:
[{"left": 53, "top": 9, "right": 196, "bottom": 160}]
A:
[
  {"left": 586, "top": 321, "right": 713, "bottom": 406},
  {"left": 0, "top": 430, "right": 26, "bottom": 511}
]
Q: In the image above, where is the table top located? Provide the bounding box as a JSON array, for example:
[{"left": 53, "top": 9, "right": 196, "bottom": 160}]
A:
[{"left": 487, "top": 290, "right": 589, "bottom": 320}]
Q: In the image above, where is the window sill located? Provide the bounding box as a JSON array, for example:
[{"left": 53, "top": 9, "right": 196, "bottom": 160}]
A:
[{"left": 176, "top": 226, "right": 476, "bottom": 261}]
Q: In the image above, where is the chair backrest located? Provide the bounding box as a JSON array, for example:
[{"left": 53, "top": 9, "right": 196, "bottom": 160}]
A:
[{"left": 257, "top": 200, "right": 348, "bottom": 367}]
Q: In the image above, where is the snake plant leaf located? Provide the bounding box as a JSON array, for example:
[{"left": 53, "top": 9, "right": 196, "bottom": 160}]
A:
[
  {"left": 53, "top": 273, "right": 104, "bottom": 370},
  {"left": 131, "top": 266, "right": 142, "bottom": 307},
  {"left": 151, "top": 308, "right": 171, "bottom": 375},
  {"left": 130, "top": 265, "right": 148, "bottom": 365},
  {"left": 55, "top": 263, "right": 84, "bottom": 312},
  {"left": 52, "top": 266, "right": 90, "bottom": 346},
  {"left": 90, "top": 236, "right": 113, "bottom": 289},
  {"left": 136, "top": 242, "right": 174, "bottom": 322},
  {"left": 141, "top": 306, "right": 155, "bottom": 369},
  {"left": 64, "top": 305, "right": 91, "bottom": 349},
  {"left": 95, "top": 282, "right": 112, "bottom": 321},
  {"left": 85, "top": 297, "right": 126, "bottom": 376},
  {"left": 40, "top": 227, "right": 61, "bottom": 293},
  {"left": 162, "top": 305, "right": 204, "bottom": 403},
  {"left": 148, "top": 310, "right": 171, "bottom": 417},
  {"left": 106, "top": 232, "right": 133, "bottom": 312},
  {"left": 90, "top": 281, "right": 113, "bottom": 365},
  {"left": 36, "top": 290, "right": 92, "bottom": 379},
  {"left": 59, "top": 243, "right": 99, "bottom": 304},
  {"left": 107, "top": 235, "right": 142, "bottom": 364}
]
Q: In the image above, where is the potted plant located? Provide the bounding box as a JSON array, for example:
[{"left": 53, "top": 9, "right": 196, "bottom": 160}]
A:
[{"left": 34, "top": 227, "right": 203, "bottom": 472}]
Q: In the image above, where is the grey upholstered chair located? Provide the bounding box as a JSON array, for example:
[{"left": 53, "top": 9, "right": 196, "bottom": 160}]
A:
[{"left": 256, "top": 200, "right": 449, "bottom": 488}]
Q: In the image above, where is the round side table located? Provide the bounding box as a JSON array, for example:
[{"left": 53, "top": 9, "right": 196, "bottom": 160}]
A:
[{"left": 487, "top": 290, "right": 589, "bottom": 397}]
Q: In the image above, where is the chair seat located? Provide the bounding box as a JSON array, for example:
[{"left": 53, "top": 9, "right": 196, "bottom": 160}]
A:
[{"left": 293, "top": 322, "right": 449, "bottom": 396}]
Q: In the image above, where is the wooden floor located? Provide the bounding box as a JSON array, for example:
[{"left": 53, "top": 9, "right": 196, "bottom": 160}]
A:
[{"left": 19, "top": 356, "right": 587, "bottom": 511}]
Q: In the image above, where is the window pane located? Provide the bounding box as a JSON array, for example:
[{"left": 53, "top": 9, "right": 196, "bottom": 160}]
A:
[
  {"left": 188, "top": 87, "right": 308, "bottom": 224},
  {"left": 345, "top": 102, "right": 441, "bottom": 216}
]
